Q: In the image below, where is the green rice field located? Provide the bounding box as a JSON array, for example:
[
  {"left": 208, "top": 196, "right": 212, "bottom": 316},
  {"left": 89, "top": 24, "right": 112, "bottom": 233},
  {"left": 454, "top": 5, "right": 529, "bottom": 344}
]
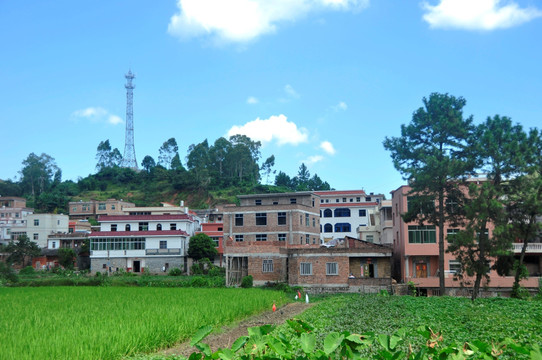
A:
[{"left": 0, "top": 287, "right": 287, "bottom": 360}]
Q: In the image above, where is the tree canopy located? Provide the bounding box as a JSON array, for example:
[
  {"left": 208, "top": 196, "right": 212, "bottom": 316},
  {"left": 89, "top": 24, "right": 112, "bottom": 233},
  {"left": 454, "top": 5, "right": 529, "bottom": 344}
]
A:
[{"left": 187, "top": 233, "right": 218, "bottom": 262}]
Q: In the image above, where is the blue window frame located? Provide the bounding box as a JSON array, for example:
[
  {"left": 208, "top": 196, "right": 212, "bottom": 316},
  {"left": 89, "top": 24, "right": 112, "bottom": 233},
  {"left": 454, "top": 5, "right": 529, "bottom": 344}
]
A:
[
  {"left": 334, "top": 208, "right": 351, "bottom": 217},
  {"left": 334, "top": 223, "right": 351, "bottom": 232}
]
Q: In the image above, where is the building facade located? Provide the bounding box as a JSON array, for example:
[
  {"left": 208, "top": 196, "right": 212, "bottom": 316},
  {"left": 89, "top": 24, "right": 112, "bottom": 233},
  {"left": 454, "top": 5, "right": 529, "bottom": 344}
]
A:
[
  {"left": 69, "top": 199, "right": 136, "bottom": 220},
  {"left": 89, "top": 213, "right": 197, "bottom": 273},
  {"left": 25, "top": 214, "right": 69, "bottom": 248},
  {"left": 0, "top": 196, "right": 33, "bottom": 245},
  {"left": 223, "top": 192, "right": 321, "bottom": 286},
  {"left": 392, "top": 185, "right": 542, "bottom": 296},
  {"left": 315, "top": 190, "right": 384, "bottom": 242}
]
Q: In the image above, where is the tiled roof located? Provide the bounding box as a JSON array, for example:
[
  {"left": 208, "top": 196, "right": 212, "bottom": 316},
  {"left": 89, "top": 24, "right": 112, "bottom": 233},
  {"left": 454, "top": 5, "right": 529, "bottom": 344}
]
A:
[
  {"left": 98, "top": 214, "right": 193, "bottom": 221},
  {"left": 90, "top": 230, "right": 189, "bottom": 237}
]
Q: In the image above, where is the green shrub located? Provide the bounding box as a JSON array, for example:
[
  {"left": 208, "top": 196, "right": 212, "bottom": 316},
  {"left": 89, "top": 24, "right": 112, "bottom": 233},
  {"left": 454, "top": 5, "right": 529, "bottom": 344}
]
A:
[
  {"left": 407, "top": 281, "right": 417, "bottom": 296},
  {"left": 240, "top": 275, "right": 253, "bottom": 288},
  {"left": 191, "top": 263, "right": 204, "bottom": 275},
  {"left": 208, "top": 266, "right": 225, "bottom": 277},
  {"left": 168, "top": 267, "right": 182, "bottom": 276},
  {"left": 190, "top": 276, "right": 208, "bottom": 287},
  {"left": 0, "top": 262, "right": 18, "bottom": 283},
  {"left": 19, "top": 266, "right": 35, "bottom": 275}
]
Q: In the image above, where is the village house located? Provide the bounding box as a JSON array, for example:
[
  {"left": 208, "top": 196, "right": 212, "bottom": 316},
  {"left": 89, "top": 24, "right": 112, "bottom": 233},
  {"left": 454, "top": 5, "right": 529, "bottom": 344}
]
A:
[
  {"left": 89, "top": 202, "right": 200, "bottom": 274},
  {"left": 0, "top": 196, "right": 33, "bottom": 246},
  {"left": 392, "top": 183, "right": 542, "bottom": 296},
  {"left": 68, "top": 199, "right": 135, "bottom": 220}
]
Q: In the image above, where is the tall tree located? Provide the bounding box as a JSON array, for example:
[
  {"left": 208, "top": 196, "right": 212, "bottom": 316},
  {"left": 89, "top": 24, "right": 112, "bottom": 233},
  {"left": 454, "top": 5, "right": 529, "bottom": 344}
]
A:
[
  {"left": 225, "top": 135, "right": 261, "bottom": 184},
  {"left": 447, "top": 116, "right": 526, "bottom": 300},
  {"left": 158, "top": 137, "right": 179, "bottom": 169},
  {"left": 383, "top": 93, "right": 475, "bottom": 295},
  {"left": 20, "top": 153, "right": 59, "bottom": 199},
  {"left": 208, "top": 137, "right": 232, "bottom": 183},
  {"left": 275, "top": 171, "right": 293, "bottom": 189},
  {"left": 5, "top": 235, "right": 41, "bottom": 267},
  {"left": 505, "top": 128, "right": 542, "bottom": 297},
  {"left": 260, "top": 155, "right": 276, "bottom": 184},
  {"left": 95, "top": 140, "right": 122, "bottom": 171},
  {"left": 187, "top": 139, "right": 210, "bottom": 185},
  {"left": 141, "top": 155, "right": 156, "bottom": 172}
]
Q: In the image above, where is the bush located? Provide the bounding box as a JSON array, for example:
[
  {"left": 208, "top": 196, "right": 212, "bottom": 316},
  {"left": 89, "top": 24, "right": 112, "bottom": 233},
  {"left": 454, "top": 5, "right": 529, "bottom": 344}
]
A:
[
  {"left": 19, "top": 266, "right": 36, "bottom": 275},
  {"left": 168, "top": 267, "right": 182, "bottom": 276},
  {"left": 190, "top": 276, "right": 208, "bottom": 287},
  {"left": 241, "top": 275, "right": 253, "bottom": 288},
  {"left": 191, "top": 263, "right": 204, "bottom": 275},
  {"left": 0, "top": 262, "right": 18, "bottom": 283},
  {"left": 208, "top": 266, "right": 225, "bottom": 277}
]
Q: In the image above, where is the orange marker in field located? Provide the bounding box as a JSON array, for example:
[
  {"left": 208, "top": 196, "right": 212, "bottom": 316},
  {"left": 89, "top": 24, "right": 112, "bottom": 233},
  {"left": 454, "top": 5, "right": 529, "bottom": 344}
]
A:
[{"left": 272, "top": 303, "right": 276, "bottom": 312}]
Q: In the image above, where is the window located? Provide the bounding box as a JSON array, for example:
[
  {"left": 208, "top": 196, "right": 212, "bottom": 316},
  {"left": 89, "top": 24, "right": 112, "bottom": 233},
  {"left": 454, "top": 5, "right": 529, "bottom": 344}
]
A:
[
  {"left": 111, "top": 205, "right": 116, "bottom": 210},
  {"left": 312, "top": 198, "right": 315, "bottom": 207},
  {"left": 305, "top": 214, "right": 309, "bottom": 226},
  {"left": 356, "top": 197, "right": 361, "bottom": 202},
  {"left": 157, "top": 224, "right": 162, "bottom": 231},
  {"left": 256, "top": 213, "right": 267, "bottom": 226},
  {"left": 320, "top": 199, "right": 324, "bottom": 203},
  {"left": 278, "top": 233, "right": 286, "bottom": 241},
  {"left": 342, "top": 198, "right": 347, "bottom": 202},
  {"left": 335, "top": 223, "right": 351, "bottom": 232},
  {"left": 139, "top": 222, "right": 149, "bottom": 231},
  {"left": 446, "top": 228, "right": 459, "bottom": 241},
  {"left": 305, "top": 234, "right": 310, "bottom": 244},
  {"left": 98, "top": 203, "right": 106, "bottom": 210},
  {"left": 255, "top": 199, "right": 262, "bottom": 206},
  {"left": 51, "top": 242, "right": 56, "bottom": 249},
  {"left": 57, "top": 220, "right": 60, "bottom": 225},
  {"left": 326, "top": 199, "right": 329, "bottom": 203},
  {"left": 312, "top": 217, "right": 316, "bottom": 227},
  {"left": 111, "top": 224, "right": 117, "bottom": 232},
  {"left": 125, "top": 224, "right": 131, "bottom": 231},
  {"left": 350, "top": 198, "right": 353, "bottom": 202},
  {"left": 235, "top": 235, "right": 244, "bottom": 242},
  {"left": 323, "top": 209, "right": 332, "bottom": 218},
  {"left": 218, "top": 227, "right": 223, "bottom": 231},
  {"left": 278, "top": 212, "right": 287, "bottom": 225},
  {"left": 300, "top": 262, "right": 312, "bottom": 275},
  {"left": 256, "top": 234, "right": 267, "bottom": 241},
  {"left": 211, "top": 237, "right": 219, "bottom": 247},
  {"left": 408, "top": 225, "right": 436, "bottom": 243},
  {"left": 365, "top": 197, "right": 371, "bottom": 202},
  {"left": 72, "top": 207, "right": 77, "bottom": 211},
  {"left": 324, "top": 223, "right": 333, "bottom": 233},
  {"left": 33, "top": 233, "right": 39, "bottom": 240},
  {"left": 366, "top": 235, "right": 374, "bottom": 243},
  {"left": 262, "top": 259, "right": 273, "bottom": 273},
  {"left": 407, "top": 196, "right": 434, "bottom": 215},
  {"left": 326, "top": 262, "right": 338, "bottom": 275},
  {"left": 446, "top": 198, "right": 459, "bottom": 214},
  {"left": 359, "top": 209, "right": 367, "bottom": 217},
  {"left": 34, "top": 219, "right": 39, "bottom": 226},
  {"left": 170, "top": 223, "right": 177, "bottom": 230},
  {"left": 334, "top": 208, "right": 351, "bottom": 217},
  {"left": 160, "top": 240, "right": 167, "bottom": 249},
  {"left": 336, "top": 199, "right": 339, "bottom": 203},
  {"left": 235, "top": 214, "right": 243, "bottom": 226},
  {"left": 449, "top": 260, "right": 461, "bottom": 274},
  {"left": 290, "top": 198, "right": 297, "bottom": 204}
]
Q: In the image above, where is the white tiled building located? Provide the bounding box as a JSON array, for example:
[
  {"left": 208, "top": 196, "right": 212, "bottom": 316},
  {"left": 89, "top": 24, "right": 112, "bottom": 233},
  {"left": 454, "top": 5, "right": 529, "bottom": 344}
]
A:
[
  {"left": 25, "top": 214, "right": 69, "bottom": 248},
  {"left": 315, "top": 190, "right": 385, "bottom": 243}
]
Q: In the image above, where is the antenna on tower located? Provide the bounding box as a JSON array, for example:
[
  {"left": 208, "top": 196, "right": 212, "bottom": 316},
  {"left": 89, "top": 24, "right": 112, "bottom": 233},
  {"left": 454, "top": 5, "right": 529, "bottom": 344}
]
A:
[{"left": 122, "top": 69, "right": 138, "bottom": 170}]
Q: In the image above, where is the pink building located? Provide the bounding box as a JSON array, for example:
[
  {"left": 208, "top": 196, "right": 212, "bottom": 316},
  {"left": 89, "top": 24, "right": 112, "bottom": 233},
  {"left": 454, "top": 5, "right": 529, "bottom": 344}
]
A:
[{"left": 392, "top": 185, "right": 542, "bottom": 296}]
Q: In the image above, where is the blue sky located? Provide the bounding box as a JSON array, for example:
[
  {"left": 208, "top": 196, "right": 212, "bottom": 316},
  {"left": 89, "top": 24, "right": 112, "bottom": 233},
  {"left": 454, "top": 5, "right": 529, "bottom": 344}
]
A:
[{"left": 1, "top": 0, "right": 541, "bottom": 197}]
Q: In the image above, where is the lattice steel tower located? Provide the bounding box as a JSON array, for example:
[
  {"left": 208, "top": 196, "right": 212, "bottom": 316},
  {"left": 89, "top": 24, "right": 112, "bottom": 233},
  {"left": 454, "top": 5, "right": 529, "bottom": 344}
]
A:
[{"left": 122, "top": 70, "right": 138, "bottom": 169}]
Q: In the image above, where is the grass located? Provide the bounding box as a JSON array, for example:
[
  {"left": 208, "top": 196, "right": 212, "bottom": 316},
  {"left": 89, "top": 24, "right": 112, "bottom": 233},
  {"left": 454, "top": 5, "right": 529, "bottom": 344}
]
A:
[{"left": 0, "top": 287, "right": 287, "bottom": 360}]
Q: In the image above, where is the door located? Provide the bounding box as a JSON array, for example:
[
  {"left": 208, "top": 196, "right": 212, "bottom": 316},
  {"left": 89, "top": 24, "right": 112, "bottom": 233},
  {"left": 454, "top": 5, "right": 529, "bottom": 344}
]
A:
[
  {"left": 133, "top": 261, "right": 141, "bottom": 273},
  {"left": 415, "top": 263, "right": 427, "bottom": 278}
]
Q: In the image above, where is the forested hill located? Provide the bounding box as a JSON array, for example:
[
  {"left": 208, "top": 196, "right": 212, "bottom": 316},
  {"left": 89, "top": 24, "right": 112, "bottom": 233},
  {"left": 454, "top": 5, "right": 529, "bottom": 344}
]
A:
[{"left": 0, "top": 135, "right": 331, "bottom": 214}]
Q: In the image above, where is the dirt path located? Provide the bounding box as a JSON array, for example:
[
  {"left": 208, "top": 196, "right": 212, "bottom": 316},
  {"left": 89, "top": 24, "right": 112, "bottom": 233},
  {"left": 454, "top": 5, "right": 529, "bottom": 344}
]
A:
[{"left": 160, "top": 301, "right": 315, "bottom": 357}]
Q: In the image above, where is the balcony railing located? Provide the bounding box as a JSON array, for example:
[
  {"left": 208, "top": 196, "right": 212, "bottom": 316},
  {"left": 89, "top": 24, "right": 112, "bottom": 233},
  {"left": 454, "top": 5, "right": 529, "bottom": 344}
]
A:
[
  {"left": 512, "top": 243, "right": 542, "bottom": 253},
  {"left": 145, "top": 248, "right": 181, "bottom": 255}
]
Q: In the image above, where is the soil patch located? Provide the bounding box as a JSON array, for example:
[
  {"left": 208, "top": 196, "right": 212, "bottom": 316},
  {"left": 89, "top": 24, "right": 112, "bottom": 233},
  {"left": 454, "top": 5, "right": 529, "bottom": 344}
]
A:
[{"left": 160, "top": 301, "right": 315, "bottom": 357}]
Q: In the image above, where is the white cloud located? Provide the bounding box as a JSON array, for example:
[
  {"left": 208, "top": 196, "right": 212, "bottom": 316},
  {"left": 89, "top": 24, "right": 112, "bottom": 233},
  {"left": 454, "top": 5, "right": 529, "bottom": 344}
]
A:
[
  {"left": 332, "top": 101, "right": 347, "bottom": 111},
  {"left": 284, "top": 84, "right": 300, "bottom": 99},
  {"left": 422, "top": 0, "right": 542, "bottom": 30},
  {"left": 227, "top": 114, "right": 308, "bottom": 145},
  {"left": 304, "top": 155, "right": 324, "bottom": 165},
  {"left": 320, "top": 141, "right": 336, "bottom": 155},
  {"left": 246, "top": 96, "right": 259, "bottom": 104},
  {"left": 167, "top": 0, "right": 369, "bottom": 44},
  {"left": 71, "top": 107, "right": 123, "bottom": 125}
]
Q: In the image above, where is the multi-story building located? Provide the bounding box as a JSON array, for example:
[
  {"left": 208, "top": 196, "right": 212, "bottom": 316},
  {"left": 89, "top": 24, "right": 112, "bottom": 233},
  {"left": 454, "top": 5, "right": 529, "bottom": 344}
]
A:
[
  {"left": 0, "top": 196, "right": 33, "bottom": 245},
  {"left": 89, "top": 209, "right": 198, "bottom": 273},
  {"left": 32, "top": 232, "right": 90, "bottom": 270},
  {"left": 69, "top": 199, "right": 135, "bottom": 220},
  {"left": 357, "top": 199, "right": 393, "bottom": 245},
  {"left": 392, "top": 184, "right": 542, "bottom": 296},
  {"left": 25, "top": 214, "right": 69, "bottom": 248},
  {"left": 223, "top": 192, "right": 321, "bottom": 286},
  {"left": 315, "top": 190, "right": 385, "bottom": 242}
]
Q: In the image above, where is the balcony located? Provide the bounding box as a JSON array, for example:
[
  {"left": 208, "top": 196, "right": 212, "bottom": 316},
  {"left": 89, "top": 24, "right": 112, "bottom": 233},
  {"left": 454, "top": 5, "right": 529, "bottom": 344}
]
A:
[
  {"left": 512, "top": 243, "right": 542, "bottom": 253},
  {"left": 145, "top": 248, "right": 182, "bottom": 255}
]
